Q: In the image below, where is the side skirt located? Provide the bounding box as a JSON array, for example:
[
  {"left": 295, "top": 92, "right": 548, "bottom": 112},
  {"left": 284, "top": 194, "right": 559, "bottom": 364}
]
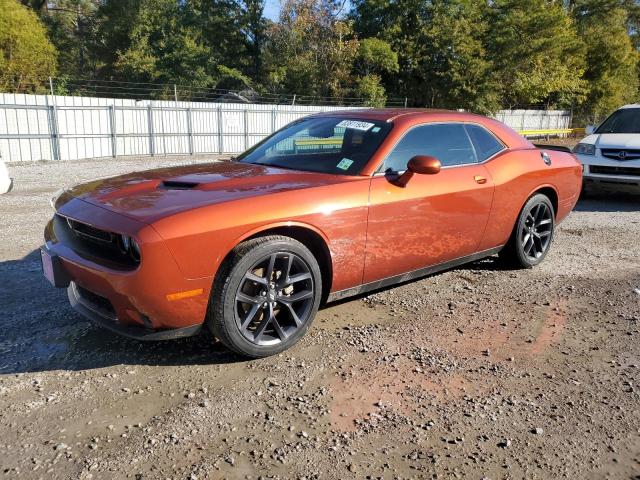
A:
[{"left": 326, "top": 246, "right": 503, "bottom": 303}]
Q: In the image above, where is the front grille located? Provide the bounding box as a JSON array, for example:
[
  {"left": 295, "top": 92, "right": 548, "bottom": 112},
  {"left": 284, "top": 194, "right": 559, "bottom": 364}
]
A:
[
  {"left": 76, "top": 284, "right": 116, "bottom": 319},
  {"left": 54, "top": 214, "right": 139, "bottom": 269},
  {"left": 590, "top": 165, "right": 640, "bottom": 177},
  {"left": 601, "top": 149, "right": 640, "bottom": 161},
  {"left": 66, "top": 217, "right": 115, "bottom": 244}
]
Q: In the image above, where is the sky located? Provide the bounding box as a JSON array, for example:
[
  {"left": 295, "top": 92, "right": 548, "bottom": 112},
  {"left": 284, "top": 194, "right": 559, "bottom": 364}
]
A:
[
  {"left": 264, "top": 0, "right": 280, "bottom": 20},
  {"left": 263, "top": 1, "right": 353, "bottom": 21}
]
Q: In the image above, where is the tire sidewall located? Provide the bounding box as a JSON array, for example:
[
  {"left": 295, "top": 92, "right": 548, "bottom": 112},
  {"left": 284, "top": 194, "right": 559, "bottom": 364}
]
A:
[
  {"left": 217, "top": 238, "right": 322, "bottom": 358},
  {"left": 515, "top": 194, "right": 555, "bottom": 267}
]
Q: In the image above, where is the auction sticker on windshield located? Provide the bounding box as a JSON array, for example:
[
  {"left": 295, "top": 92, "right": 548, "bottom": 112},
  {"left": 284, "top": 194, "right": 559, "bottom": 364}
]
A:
[
  {"left": 336, "top": 158, "right": 354, "bottom": 170},
  {"left": 336, "top": 120, "right": 375, "bottom": 131}
]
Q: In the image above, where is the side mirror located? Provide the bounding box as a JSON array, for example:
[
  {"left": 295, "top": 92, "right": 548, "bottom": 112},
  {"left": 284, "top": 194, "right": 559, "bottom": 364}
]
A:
[
  {"left": 394, "top": 155, "right": 441, "bottom": 187},
  {"left": 585, "top": 125, "right": 595, "bottom": 135},
  {"left": 407, "top": 155, "right": 442, "bottom": 175}
]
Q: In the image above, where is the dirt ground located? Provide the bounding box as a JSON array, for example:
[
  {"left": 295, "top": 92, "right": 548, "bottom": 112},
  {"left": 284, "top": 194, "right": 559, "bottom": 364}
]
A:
[{"left": 1, "top": 152, "right": 639, "bottom": 480}]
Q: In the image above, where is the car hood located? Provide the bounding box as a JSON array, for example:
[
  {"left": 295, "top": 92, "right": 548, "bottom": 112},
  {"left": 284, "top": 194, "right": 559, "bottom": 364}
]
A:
[
  {"left": 58, "top": 160, "right": 356, "bottom": 223},
  {"left": 581, "top": 133, "right": 640, "bottom": 149}
]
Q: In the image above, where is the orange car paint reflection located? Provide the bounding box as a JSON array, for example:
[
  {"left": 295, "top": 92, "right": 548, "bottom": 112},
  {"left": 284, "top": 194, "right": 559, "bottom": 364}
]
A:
[{"left": 45, "top": 109, "right": 582, "bottom": 333}]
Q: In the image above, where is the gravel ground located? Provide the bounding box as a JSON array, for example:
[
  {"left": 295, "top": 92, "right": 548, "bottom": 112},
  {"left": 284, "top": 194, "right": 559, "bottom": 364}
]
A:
[{"left": 1, "top": 153, "right": 639, "bottom": 480}]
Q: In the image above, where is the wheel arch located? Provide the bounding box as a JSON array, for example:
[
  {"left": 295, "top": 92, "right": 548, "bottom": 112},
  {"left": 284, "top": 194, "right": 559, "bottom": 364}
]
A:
[
  {"left": 219, "top": 222, "right": 333, "bottom": 303},
  {"left": 529, "top": 185, "right": 559, "bottom": 218}
]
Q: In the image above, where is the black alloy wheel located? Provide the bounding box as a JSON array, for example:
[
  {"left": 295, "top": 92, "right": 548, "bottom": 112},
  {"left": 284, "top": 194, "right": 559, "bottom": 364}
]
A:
[
  {"left": 234, "top": 251, "right": 314, "bottom": 346},
  {"left": 520, "top": 201, "right": 553, "bottom": 260},
  {"left": 208, "top": 235, "right": 322, "bottom": 358},
  {"left": 500, "top": 193, "right": 555, "bottom": 268}
]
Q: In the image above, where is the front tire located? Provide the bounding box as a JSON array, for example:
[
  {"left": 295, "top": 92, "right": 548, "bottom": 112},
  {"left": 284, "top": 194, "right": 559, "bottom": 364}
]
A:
[
  {"left": 500, "top": 193, "right": 555, "bottom": 268},
  {"left": 208, "top": 235, "right": 322, "bottom": 358}
]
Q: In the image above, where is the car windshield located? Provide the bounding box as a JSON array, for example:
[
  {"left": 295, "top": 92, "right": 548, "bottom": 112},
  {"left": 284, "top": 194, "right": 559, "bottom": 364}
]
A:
[
  {"left": 596, "top": 108, "right": 640, "bottom": 134},
  {"left": 237, "top": 116, "right": 392, "bottom": 175}
]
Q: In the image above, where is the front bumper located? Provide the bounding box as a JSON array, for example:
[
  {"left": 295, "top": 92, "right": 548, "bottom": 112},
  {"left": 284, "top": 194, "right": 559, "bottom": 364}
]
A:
[
  {"left": 43, "top": 198, "right": 212, "bottom": 340},
  {"left": 577, "top": 153, "right": 640, "bottom": 189},
  {"left": 67, "top": 282, "right": 201, "bottom": 340}
]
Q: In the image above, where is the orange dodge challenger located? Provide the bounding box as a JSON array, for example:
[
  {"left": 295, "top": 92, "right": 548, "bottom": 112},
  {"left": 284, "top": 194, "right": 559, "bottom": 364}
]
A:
[{"left": 42, "top": 109, "right": 582, "bottom": 357}]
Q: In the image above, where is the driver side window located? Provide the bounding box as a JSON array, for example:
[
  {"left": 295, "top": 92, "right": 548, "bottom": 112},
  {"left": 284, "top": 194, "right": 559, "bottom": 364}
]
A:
[{"left": 383, "top": 123, "right": 477, "bottom": 172}]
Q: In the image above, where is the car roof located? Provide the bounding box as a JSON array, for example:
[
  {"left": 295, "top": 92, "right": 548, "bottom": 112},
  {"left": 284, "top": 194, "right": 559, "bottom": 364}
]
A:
[
  {"left": 311, "top": 108, "right": 481, "bottom": 122},
  {"left": 310, "top": 108, "right": 531, "bottom": 151},
  {"left": 618, "top": 104, "right": 640, "bottom": 110}
]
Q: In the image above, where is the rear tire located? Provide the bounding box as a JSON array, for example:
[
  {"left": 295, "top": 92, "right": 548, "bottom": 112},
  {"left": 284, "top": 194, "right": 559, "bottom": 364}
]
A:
[
  {"left": 500, "top": 193, "right": 555, "bottom": 268},
  {"left": 207, "top": 235, "right": 322, "bottom": 358}
]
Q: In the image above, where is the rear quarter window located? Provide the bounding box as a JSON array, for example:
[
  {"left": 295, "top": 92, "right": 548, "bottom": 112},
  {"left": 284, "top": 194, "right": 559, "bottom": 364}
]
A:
[{"left": 465, "top": 124, "right": 504, "bottom": 161}]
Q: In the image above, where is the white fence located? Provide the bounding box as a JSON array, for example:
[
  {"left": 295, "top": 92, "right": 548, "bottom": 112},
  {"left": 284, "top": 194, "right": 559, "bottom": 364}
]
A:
[{"left": 0, "top": 93, "right": 572, "bottom": 162}]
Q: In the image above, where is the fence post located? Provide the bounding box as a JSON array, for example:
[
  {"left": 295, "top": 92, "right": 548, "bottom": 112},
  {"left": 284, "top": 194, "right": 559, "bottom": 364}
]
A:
[
  {"left": 291, "top": 94, "right": 296, "bottom": 106},
  {"left": 244, "top": 107, "right": 249, "bottom": 150},
  {"left": 174, "top": 84, "right": 178, "bottom": 103},
  {"left": 186, "top": 107, "right": 193, "bottom": 155},
  {"left": 404, "top": 98, "right": 408, "bottom": 108},
  {"left": 109, "top": 105, "right": 117, "bottom": 157},
  {"left": 271, "top": 108, "right": 276, "bottom": 133},
  {"left": 48, "top": 77, "right": 61, "bottom": 160},
  {"left": 147, "top": 105, "right": 155, "bottom": 156},
  {"left": 217, "top": 105, "right": 224, "bottom": 154}
]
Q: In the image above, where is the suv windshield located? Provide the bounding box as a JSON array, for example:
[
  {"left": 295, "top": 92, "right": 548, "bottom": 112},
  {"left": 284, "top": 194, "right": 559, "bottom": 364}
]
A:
[
  {"left": 237, "top": 116, "right": 392, "bottom": 175},
  {"left": 596, "top": 108, "right": 640, "bottom": 134}
]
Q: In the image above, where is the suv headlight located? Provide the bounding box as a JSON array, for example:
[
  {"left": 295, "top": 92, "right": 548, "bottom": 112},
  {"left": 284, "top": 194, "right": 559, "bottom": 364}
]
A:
[{"left": 573, "top": 143, "right": 596, "bottom": 155}]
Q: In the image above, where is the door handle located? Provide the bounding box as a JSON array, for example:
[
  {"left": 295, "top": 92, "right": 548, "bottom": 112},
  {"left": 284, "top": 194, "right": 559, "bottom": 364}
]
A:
[{"left": 474, "top": 175, "right": 487, "bottom": 184}]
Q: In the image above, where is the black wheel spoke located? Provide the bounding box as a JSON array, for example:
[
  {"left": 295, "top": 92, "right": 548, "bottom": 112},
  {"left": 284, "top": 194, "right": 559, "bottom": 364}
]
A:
[
  {"left": 524, "top": 236, "right": 535, "bottom": 254},
  {"left": 265, "top": 254, "right": 277, "bottom": 282},
  {"left": 244, "top": 272, "right": 267, "bottom": 286},
  {"left": 286, "top": 272, "right": 312, "bottom": 286},
  {"left": 271, "top": 316, "right": 288, "bottom": 340},
  {"left": 537, "top": 218, "right": 552, "bottom": 227},
  {"left": 532, "top": 236, "right": 542, "bottom": 256},
  {"left": 284, "top": 253, "right": 294, "bottom": 279},
  {"left": 240, "top": 303, "right": 261, "bottom": 329},
  {"left": 279, "top": 289, "right": 313, "bottom": 304},
  {"left": 236, "top": 292, "right": 262, "bottom": 305},
  {"left": 538, "top": 230, "right": 551, "bottom": 238},
  {"left": 253, "top": 308, "right": 272, "bottom": 341},
  {"left": 280, "top": 302, "right": 303, "bottom": 326}
]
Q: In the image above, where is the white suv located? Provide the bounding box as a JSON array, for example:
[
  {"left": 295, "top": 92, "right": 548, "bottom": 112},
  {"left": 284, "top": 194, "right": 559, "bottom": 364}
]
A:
[{"left": 574, "top": 104, "right": 640, "bottom": 192}]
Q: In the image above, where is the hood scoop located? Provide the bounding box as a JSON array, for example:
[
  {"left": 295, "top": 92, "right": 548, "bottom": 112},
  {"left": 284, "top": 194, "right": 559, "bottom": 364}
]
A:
[{"left": 161, "top": 180, "right": 201, "bottom": 190}]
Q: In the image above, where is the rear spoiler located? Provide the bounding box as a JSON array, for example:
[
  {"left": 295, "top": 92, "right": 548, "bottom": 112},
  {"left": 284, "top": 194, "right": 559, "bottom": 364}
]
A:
[{"left": 534, "top": 144, "right": 573, "bottom": 154}]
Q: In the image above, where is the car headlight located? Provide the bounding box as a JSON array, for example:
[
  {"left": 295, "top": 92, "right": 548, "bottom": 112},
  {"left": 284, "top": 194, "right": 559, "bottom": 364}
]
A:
[
  {"left": 573, "top": 143, "right": 596, "bottom": 155},
  {"left": 118, "top": 234, "right": 141, "bottom": 262}
]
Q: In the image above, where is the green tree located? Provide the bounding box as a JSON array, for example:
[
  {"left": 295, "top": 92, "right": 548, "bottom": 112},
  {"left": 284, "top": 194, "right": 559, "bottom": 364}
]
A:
[
  {"left": 92, "top": 0, "right": 141, "bottom": 78},
  {"left": 487, "top": 0, "right": 587, "bottom": 109},
  {"left": 356, "top": 37, "right": 398, "bottom": 76},
  {"left": 0, "top": 0, "right": 57, "bottom": 92},
  {"left": 38, "top": 0, "right": 99, "bottom": 78},
  {"left": 572, "top": 0, "right": 640, "bottom": 122},
  {"left": 264, "top": 0, "right": 360, "bottom": 99},
  {"left": 422, "top": 0, "right": 500, "bottom": 113},
  {"left": 114, "top": 0, "right": 215, "bottom": 88},
  {"left": 356, "top": 74, "right": 387, "bottom": 106},
  {"left": 351, "top": 0, "right": 430, "bottom": 102}
]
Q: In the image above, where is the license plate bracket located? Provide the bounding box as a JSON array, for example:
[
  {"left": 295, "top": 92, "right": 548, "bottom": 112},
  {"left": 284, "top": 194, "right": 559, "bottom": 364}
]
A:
[{"left": 40, "top": 247, "right": 70, "bottom": 288}]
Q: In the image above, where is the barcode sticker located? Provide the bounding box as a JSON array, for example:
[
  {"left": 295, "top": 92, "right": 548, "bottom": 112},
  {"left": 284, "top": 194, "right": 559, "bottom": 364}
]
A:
[{"left": 336, "top": 120, "right": 375, "bottom": 131}]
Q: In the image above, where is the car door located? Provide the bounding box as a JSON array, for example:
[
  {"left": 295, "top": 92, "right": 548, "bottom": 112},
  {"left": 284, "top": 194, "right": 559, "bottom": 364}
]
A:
[{"left": 363, "top": 122, "right": 496, "bottom": 284}]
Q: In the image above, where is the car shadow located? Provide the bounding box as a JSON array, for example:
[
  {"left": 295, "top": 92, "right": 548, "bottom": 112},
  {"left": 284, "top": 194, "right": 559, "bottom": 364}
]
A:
[
  {"left": 575, "top": 189, "right": 640, "bottom": 213},
  {"left": 0, "top": 250, "right": 242, "bottom": 375}
]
